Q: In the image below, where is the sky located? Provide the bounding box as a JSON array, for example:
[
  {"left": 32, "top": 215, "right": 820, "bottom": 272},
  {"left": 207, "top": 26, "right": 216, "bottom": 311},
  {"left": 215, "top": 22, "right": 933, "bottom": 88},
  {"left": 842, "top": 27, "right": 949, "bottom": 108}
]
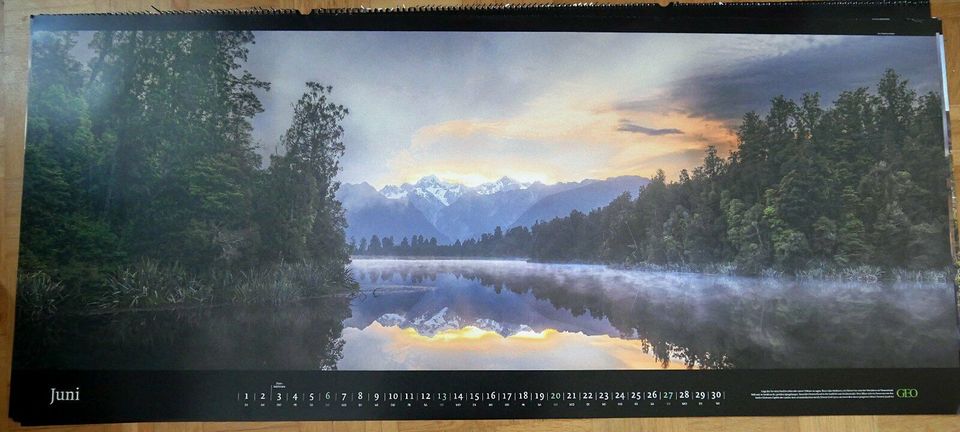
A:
[{"left": 238, "top": 32, "right": 942, "bottom": 188}]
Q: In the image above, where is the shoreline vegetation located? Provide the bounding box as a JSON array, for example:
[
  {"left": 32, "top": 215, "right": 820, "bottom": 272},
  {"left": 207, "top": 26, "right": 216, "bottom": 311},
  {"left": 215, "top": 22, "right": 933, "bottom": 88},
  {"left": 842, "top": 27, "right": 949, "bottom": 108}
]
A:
[
  {"left": 18, "top": 32, "right": 359, "bottom": 320},
  {"left": 18, "top": 259, "right": 359, "bottom": 319},
  {"left": 16, "top": 31, "right": 956, "bottom": 322},
  {"left": 21, "top": 255, "right": 951, "bottom": 320}
]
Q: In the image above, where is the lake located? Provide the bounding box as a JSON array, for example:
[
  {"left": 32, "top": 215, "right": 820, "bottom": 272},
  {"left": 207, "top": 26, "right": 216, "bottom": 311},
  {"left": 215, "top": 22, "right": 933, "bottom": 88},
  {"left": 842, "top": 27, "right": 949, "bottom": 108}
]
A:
[{"left": 14, "top": 259, "right": 960, "bottom": 370}]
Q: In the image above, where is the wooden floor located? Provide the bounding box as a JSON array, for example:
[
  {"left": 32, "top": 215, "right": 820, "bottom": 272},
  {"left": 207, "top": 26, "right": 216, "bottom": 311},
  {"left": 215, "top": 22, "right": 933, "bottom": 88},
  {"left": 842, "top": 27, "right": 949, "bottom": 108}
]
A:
[{"left": 2, "top": 0, "right": 960, "bottom": 430}]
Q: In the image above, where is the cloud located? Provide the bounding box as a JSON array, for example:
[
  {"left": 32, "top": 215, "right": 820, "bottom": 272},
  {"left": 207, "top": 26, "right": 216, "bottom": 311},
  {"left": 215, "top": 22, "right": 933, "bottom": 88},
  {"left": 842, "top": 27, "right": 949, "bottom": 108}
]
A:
[
  {"left": 617, "top": 119, "right": 684, "bottom": 136},
  {"left": 610, "top": 97, "right": 686, "bottom": 116},
  {"left": 613, "top": 36, "right": 942, "bottom": 126},
  {"left": 240, "top": 32, "right": 940, "bottom": 186},
  {"left": 390, "top": 87, "right": 738, "bottom": 184},
  {"left": 392, "top": 88, "right": 738, "bottom": 184}
]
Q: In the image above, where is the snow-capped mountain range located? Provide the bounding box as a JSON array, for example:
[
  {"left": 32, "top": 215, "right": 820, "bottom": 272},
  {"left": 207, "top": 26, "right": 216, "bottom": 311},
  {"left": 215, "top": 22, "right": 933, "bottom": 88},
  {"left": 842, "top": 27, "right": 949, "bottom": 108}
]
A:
[
  {"left": 336, "top": 174, "right": 649, "bottom": 244},
  {"left": 374, "top": 308, "right": 534, "bottom": 337},
  {"left": 379, "top": 175, "right": 531, "bottom": 204}
]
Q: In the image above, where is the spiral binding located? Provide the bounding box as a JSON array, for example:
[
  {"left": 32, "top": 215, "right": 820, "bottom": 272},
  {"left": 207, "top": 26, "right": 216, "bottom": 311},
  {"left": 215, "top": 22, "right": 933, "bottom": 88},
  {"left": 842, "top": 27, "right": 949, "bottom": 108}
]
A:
[{"left": 33, "top": 0, "right": 930, "bottom": 17}]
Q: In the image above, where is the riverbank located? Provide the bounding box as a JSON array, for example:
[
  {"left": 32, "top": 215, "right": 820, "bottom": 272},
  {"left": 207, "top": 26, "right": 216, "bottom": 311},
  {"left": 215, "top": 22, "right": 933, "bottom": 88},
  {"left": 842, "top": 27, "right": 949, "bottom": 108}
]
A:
[
  {"left": 20, "top": 255, "right": 954, "bottom": 320},
  {"left": 353, "top": 255, "right": 953, "bottom": 284},
  {"left": 17, "top": 258, "right": 359, "bottom": 319},
  {"left": 609, "top": 261, "right": 953, "bottom": 284}
]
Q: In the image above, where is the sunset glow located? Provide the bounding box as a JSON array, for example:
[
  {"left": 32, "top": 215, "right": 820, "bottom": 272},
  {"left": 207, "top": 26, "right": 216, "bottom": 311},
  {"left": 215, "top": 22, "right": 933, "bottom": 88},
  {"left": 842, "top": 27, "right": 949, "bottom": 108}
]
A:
[
  {"left": 338, "top": 322, "right": 694, "bottom": 370},
  {"left": 245, "top": 32, "right": 941, "bottom": 188},
  {"left": 389, "top": 98, "right": 738, "bottom": 184}
]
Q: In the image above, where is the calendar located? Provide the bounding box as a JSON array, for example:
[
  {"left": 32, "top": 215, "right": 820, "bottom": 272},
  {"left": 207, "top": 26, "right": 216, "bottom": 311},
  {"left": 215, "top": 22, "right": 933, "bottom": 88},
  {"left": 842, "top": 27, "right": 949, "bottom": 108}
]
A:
[{"left": 10, "top": 1, "right": 960, "bottom": 425}]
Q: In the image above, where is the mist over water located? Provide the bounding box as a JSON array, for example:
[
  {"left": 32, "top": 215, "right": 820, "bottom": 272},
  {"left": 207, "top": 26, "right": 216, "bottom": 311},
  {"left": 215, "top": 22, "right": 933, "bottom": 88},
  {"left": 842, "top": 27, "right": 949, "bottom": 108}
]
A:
[
  {"left": 342, "top": 259, "right": 960, "bottom": 369},
  {"left": 14, "top": 259, "right": 959, "bottom": 370}
]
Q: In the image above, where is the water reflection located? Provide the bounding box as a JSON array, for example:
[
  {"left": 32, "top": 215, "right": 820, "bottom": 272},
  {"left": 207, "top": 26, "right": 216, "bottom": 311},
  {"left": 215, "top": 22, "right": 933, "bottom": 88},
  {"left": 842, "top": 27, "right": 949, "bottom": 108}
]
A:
[
  {"left": 14, "top": 259, "right": 959, "bottom": 370},
  {"left": 338, "top": 323, "right": 689, "bottom": 370},
  {"left": 345, "top": 259, "right": 960, "bottom": 369},
  {"left": 14, "top": 298, "right": 352, "bottom": 370}
]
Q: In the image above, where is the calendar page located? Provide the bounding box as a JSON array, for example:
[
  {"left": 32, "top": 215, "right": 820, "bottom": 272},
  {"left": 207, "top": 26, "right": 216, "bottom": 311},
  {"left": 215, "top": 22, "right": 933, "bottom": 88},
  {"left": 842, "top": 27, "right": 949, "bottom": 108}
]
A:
[{"left": 10, "top": 1, "right": 960, "bottom": 425}]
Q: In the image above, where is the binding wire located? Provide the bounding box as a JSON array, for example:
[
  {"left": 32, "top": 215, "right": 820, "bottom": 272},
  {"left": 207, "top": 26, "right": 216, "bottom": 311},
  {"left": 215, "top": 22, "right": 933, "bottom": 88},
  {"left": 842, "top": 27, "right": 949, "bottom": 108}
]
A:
[{"left": 33, "top": 0, "right": 930, "bottom": 17}]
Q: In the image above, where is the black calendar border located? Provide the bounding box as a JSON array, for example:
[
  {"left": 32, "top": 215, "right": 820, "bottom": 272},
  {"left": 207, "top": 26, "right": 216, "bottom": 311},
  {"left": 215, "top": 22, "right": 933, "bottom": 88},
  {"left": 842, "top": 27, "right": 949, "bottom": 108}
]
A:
[
  {"left": 14, "top": 0, "right": 960, "bottom": 426},
  {"left": 9, "top": 368, "right": 960, "bottom": 425}
]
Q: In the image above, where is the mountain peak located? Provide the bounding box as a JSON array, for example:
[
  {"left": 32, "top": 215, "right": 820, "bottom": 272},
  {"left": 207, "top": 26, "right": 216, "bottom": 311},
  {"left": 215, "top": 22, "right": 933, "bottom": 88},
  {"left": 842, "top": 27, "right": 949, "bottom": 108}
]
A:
[
  {"left": 379, "top": 184, "right": 409, "bottom": 200},
  {"left": 416, "top": 174, "right": 442, "bottom": 185},
  {"left": 474, "top": 176, "right": 529, "bottom": 195},
  {"left": 345, "top": 175, "right": 649, "bottom": 244},
  {"left": 380, "top": 175, "right": 466, "bottom": 207},
  {"left": 379, "top": 175, "right": 540, "bottom": 202},
  {"left": 339, "top": 181, "right": 379, "bottom": 195}
]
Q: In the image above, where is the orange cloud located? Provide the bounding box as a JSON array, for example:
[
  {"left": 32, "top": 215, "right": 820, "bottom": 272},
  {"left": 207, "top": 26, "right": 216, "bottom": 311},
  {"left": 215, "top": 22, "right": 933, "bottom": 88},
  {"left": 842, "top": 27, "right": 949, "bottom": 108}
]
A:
[{"left": 388, "top": 91, "right": 736, "bottom": 185}]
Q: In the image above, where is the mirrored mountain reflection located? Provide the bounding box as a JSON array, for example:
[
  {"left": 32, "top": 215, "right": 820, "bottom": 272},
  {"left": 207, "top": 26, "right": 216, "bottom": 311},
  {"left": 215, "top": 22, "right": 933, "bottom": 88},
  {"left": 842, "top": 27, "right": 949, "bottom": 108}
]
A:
[
  {"left": 15, "top": 258, "right": 958, "bottom": 370},
  {"left": 342, "top": 259, "right": 960, "bottom": 369}
]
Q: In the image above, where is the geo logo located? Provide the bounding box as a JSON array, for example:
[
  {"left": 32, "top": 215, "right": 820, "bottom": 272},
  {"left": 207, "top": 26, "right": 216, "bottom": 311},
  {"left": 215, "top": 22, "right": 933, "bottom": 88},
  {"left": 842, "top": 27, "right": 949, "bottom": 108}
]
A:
[{"left": 896, "top": 389, "right": 918, "bottom": 398}]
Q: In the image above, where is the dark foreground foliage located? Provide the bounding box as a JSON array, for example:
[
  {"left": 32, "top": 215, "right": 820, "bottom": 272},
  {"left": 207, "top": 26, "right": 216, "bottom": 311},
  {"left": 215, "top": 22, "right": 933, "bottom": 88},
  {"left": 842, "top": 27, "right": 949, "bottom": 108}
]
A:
[{"left": 19, "top": 31, "right": 357, "bottom": 318}]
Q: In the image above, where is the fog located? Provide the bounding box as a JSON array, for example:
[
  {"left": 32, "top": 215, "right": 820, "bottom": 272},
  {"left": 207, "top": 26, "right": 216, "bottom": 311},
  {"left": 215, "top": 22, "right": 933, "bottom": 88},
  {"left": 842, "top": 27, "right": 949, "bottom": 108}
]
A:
[{"left": 344, "top": 259, "right": 960, "bottom": 369}]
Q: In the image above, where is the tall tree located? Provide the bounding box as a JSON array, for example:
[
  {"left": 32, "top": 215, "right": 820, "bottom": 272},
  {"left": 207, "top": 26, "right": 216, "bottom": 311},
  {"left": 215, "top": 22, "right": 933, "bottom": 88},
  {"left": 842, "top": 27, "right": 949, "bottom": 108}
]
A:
[{"left": 263, "top": 82, "right": 349, "bottom": 266}]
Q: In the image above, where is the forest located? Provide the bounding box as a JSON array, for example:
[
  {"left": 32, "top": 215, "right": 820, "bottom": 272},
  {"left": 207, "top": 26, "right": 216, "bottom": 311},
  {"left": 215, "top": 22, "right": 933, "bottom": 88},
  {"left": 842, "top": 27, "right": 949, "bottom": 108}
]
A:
[
  {"left": 356, "top": 70, "right": 954, "bottom": 279},
  {"left": 18, "top": 30, "right": 954, "bottom": 322},
  {"left": 18, "top": 31, "right": 357, "bottom": 317}
]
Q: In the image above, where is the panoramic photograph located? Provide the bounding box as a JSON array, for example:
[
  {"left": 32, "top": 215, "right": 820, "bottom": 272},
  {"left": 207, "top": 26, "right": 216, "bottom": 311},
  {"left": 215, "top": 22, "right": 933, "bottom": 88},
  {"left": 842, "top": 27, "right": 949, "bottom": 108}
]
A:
[{"left": 13, "top": 30, "right": 960, "bottom": 371}]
